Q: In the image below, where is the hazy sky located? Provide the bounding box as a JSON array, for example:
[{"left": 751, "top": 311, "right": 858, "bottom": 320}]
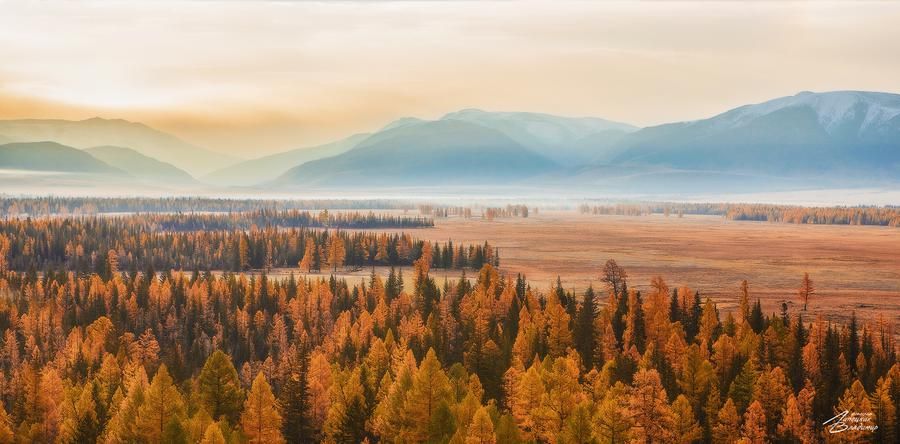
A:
[{"left": 1, "top": 1, "right": 899, "bottom": 157}]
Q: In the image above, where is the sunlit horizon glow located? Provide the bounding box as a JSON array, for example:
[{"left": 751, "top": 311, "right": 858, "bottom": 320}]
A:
[{"left": 1, "top": 0, "right": 899, "bottom": 157}]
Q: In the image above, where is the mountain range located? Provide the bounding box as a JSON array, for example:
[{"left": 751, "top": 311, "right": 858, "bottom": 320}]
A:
[
  {"left": 85, "top": 146, "right": 196, "bottom": 184},
  {"left": 203, "top": 133, "right": 370, "bottom": 187},
  {"left": 0, "top": 117, "right": 238, "bottom": 176},
  {"left": 0, "top": 142, "right": 125, "bottom": 175},
  {"left": 2, "top": 90, "right": 898, "bottom": 194}
]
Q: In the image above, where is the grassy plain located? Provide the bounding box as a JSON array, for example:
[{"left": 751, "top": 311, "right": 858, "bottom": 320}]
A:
[
  {"left": 270, "top": 210, "right": 898, "bottom": 326},
  {"left": 411, "top": 211, "right": 900, "bottom": 326}
]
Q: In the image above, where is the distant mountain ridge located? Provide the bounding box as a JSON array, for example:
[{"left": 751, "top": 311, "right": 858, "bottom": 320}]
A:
[
  {"left": 0, "top": 117, "right": 238, "bottom": 176},
  {"left": 85, "top": 146, "right": 195, "bottom": 183},
  {"left": 441, "top": 108, "right": 637, "bottom": 165},
  {"left": 4, "top": 90, "right": 899, "bottom": 193},
  {"left": 605, "top": 90, "right": 900, "bottom": 179},
  {"left": 0, "top": 141, "right": 124, "bottom": 175},
  {"left": 276, "top": 119, "right": 558, "bottom": 187},
  {"left": 204, "top": 133, "right": 370, "bottom": 187}
]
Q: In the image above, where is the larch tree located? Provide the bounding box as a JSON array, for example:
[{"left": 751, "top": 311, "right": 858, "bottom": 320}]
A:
[
  {"left": 200, "top": 422, "right": 227, "bottom": 444},
  {"left": 592, "top": 383, "right": 632, "bottom": 443},
  {"left": 326, "top": 235, "right": 346, "bottom": 273},
  {"left": 372, "top": 369, "right": 412, "bottom": 441},
  {"left": 712, "top": 398, "right": 741, "bottom": 444},
  {"left": 752, "top": 366, "right": 791, "bottom": 435},
  {"left": 559, "top": 401, "right": 593, "bottom": 444},
  {"left": 739, "top": 280, "right": 751, "bottom": 323},
  {"left": 601, "top": 259, "right": 627, "bottom": 297},
  {"left": 323, "top": 367, "right": 369, "bottom": 443},
  {"left": 536, "top": 356, "right": 583, "bottom": 440},
  {"left": 242, "top": 372, "right": 285, "bottom": 444},
  {"left": 197, "top": 350, "right": 244, "bottom": 424},
  {"left": 671, "top": 394, "right": 703, "bottom": 444},
  {"left": 107, "top": 249, "right": 119, "bottom": 277},
  {"left": 545, "top": 298, "right": 573, "bottom": 358},
  {"left": 871, "top": 376, "right": 896, "bottom": 443},
  {"left": 628, "top": 369, "right": 675, "bottom": 443},
  {"left": 622, "top": 290, "right": 646, "bottom": 354},
  {"left": 0, "top": 233, "right": 9, "bottom": 273},
  {"left": 405, "top": 348, "right": 453, "bottom": 442},
  {"left": 299, "top": 238, "right": 315, "bottom": 273},
  {"left": 777, "top": 394, "right": 810, "bottom": 444},
  {"left": 741, "top": 401, "right": 767, "bottom": 444},
  {"left": 831, "top": 380, "right": 875, "bottom": 443},
  {"left": 798, "top": 273, "right": 814, "bottom": 311},
  {"left": 136, "top": 364, "right": 186, "bottom": 443},
  {"left": 0, "top": 402, "right": 12, "bottom": 443},
  {"left": 465, "top": 406, "right": 496, "bottom": 444},
  {"left": 677, "top": 344, "right": 714, "bottom": 413},
  {"left": 510, "top": 362, "right": 544, "bottom": 440}
]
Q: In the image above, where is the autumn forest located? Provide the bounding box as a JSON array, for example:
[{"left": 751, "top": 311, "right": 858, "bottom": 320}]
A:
[{"left": 0, "top": 199, "right": 896, "bottom": 444}]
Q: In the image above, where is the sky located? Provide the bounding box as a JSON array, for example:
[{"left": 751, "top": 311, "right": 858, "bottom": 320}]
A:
[{"left": 1, "top": 0, "right": 899, "bottom": 158}]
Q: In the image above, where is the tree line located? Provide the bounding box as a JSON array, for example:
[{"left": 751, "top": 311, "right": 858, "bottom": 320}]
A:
[
  {"left": 0, "top": 197, "right": 418, "bottom": 217},
  {"left": 92, "top": 209, "right": 433, "bottom": 231},
  {"left": 579, "top": 202, "right": 900, "bottom": 227},
  {"left": 0, "top": 257, "right": 895, "bottom": 443},
  {"left": 0, "top": 214, "right": 495, "bottom": 274}
]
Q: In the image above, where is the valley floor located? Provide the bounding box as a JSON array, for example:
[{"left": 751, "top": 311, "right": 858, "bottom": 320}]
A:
[{"left": 381, "top": 211, "right": 899, "bottom": 326}]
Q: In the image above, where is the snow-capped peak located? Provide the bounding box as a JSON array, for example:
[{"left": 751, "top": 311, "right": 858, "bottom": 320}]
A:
[{"left": 712, "top": 91, "right": 900, "bottom": 134}]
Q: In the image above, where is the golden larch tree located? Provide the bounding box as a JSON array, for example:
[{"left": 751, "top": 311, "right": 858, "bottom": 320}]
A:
[
  {"left": 242, "top": 372, "right": 285, "bottom": 444},
  {"left": 628, "top": 369, "right": 675, "bottom": 443},
  {"left": 466, "top": 406, "right": 496, "bottom": 444},
  {"left": 741, "top": 400, "right": 767, "bottom": 444},
  {"left": 713, "top": 398, "right": 741, "bottom": 444},
  {"left": 798, "top": 273, "right": 814, "bottom": 311},
  {"left": 326, "top": 235, "right": 346, "bottom": 273},
  {"left": 299, "top": 238, "right": 315, "bottom": 273},
  {"left": 671, "top": 394, "right": 703, "bottom": 444},
  {"left": 136, "top": 364, "right": 186, "bottom": 442}
]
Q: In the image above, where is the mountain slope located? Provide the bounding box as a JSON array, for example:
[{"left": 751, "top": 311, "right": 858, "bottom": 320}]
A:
[
  {"left": 0, "top": 118, "right": 238, "bottom": 175},
  {"left": 85, "top": 146, "right": 195, "bottom": 183},
  {"left": 0, "top": 142, "right": 125, "bottom": 174},
  {"left": 441, "top": 109, "right": 637, "bottom": 166},
  {"left": 275, "top": 119, "right": 558, "bottom": 187},
  {"left": 204, "top": 133, "right": 369, "bottom": 186},
  {"left": 605, "top": 91, "right": 900, "bottom": 179}
]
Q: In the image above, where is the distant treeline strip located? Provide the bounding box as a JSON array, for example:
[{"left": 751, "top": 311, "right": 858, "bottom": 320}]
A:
[
  {"left": 103, "top": 209, "right": 432, "bottom": 231},
  {"left": 0, "top": 214, "right": 495, "bottom": 273},
  {"left": 579, "top": 202, "right": 900, "bottom": 227},
  {"left": 0, "top": 196, "right": 417, "bottom": 216}
]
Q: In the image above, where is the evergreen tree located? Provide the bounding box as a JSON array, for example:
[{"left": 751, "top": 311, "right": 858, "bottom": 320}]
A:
[
  {"left": 727, "top": 359, "right": 757, "bottom": 414},
  {"left": 575, "top": 285, "right": 598, "bottom": 370},
  {"left": 280, "top": 345, "right": 312, "bottom": 443},
  {"left": 749, "top": 299, "right": 764, "bottom": 334}
]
